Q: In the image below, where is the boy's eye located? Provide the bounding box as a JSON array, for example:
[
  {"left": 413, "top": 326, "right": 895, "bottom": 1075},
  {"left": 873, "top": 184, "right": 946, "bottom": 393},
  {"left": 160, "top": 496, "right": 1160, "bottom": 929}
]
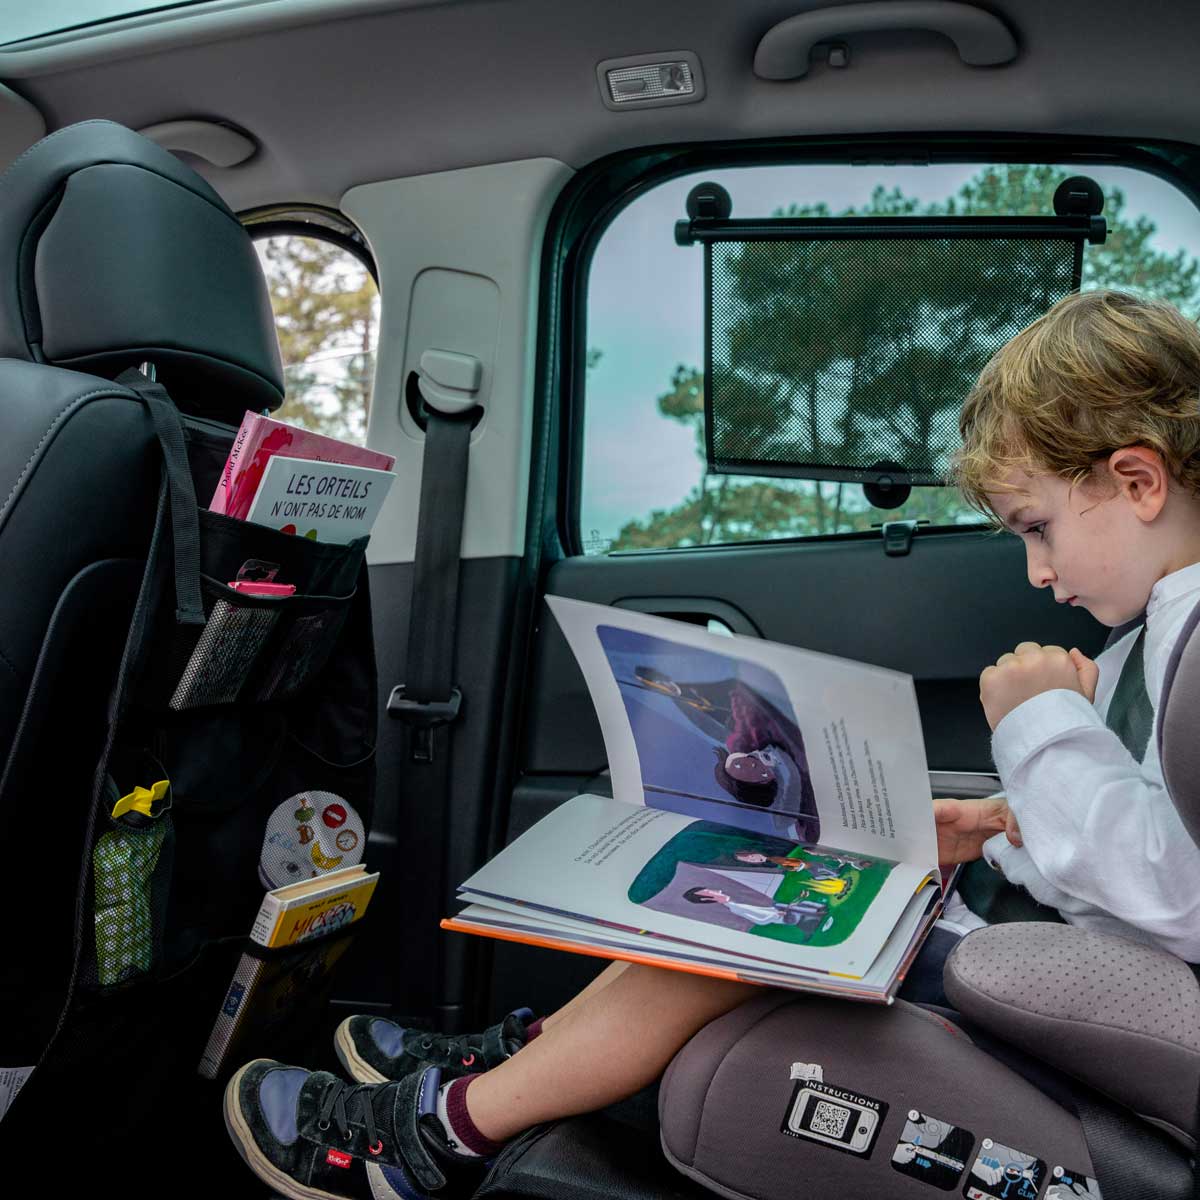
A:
[{"left": 1024, "top": 522, "right": 1047, "bottom": 541}]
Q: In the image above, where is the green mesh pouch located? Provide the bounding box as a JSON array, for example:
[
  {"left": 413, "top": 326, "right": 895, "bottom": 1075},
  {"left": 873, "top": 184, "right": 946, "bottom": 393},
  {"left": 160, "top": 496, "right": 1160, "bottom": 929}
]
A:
[{"left": 92, "top": 773, "right": 174, "bottom": 988}]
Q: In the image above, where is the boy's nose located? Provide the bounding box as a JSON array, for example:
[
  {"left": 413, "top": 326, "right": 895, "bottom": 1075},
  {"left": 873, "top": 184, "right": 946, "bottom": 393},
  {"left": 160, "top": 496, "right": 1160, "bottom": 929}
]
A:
[{"left": 1027, "top": 551, "right": 1056, "bottom": 589}]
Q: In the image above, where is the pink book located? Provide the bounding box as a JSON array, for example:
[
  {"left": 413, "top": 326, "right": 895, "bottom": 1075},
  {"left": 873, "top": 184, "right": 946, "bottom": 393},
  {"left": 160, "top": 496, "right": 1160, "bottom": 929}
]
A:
[{"left": 211, "top": 412, "right": 397, "bottom": 520}]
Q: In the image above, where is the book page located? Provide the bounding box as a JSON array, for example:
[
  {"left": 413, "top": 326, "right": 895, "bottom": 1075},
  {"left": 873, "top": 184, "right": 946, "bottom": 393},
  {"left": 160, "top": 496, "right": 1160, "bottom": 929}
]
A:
[
  {"left": 460, "top": 793, "right": 937, "bottom": 980},
  {"left": 546, "top": 596, "right": 936, "bottom": 868}
]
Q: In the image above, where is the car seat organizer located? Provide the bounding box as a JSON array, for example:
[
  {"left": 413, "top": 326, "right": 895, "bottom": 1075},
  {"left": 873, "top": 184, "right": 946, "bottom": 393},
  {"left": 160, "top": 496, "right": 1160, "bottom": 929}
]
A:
[{"left": 0, "top": 122, "right": 377, "bottom": 1161}]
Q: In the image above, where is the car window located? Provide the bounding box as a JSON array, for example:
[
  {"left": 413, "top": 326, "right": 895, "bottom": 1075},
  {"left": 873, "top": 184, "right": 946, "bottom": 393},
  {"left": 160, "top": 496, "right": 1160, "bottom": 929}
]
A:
[
  {"left": 253, "top": 233, "right": 379, "bottom": 445},
  {"left": 579, "top": 162, "right": 1200, "bottom": 554}
]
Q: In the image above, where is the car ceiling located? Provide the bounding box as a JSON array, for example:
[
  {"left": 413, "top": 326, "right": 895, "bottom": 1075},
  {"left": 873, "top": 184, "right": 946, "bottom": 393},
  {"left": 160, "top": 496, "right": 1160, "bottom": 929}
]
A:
[{"left": 0, "top": 0, "right": 1196, "bottom": 214}]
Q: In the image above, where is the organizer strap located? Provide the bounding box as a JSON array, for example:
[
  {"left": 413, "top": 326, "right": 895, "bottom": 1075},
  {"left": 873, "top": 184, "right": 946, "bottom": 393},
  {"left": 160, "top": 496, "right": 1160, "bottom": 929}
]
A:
[{"left": 115, "top": 368, "right": 205, "bottom": 627}]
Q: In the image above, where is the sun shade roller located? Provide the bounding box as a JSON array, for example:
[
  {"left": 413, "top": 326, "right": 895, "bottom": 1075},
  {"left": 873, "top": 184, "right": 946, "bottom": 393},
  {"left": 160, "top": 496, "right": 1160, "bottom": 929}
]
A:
[{"left": 675, "top": 178, "right": 1107, "bottom": 487}]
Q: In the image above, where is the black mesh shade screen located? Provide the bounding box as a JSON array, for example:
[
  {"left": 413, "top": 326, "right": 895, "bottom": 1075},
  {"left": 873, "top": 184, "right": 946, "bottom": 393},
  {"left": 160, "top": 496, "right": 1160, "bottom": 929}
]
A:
[{"left": 702, "top": 226, "right": 1086, "bottom": 485}]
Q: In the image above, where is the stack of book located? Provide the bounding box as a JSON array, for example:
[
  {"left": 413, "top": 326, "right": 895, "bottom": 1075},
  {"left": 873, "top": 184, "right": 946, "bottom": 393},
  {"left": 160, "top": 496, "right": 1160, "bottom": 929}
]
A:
[
  {"left": 211, "top": 411, "right": 397, "bottom": 544},
  {"left": 199, "top": 864, "right": 380, "bottom": 1079}
]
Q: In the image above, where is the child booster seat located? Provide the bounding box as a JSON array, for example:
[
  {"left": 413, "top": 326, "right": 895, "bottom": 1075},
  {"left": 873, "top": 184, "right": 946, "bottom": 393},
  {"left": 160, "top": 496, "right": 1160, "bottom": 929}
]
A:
[
  {"left": 0, "top": 122, "right": 378, "bottom": 1166},
  {"left": 481, "top": 604, "right": 1200, "bottom": 1200}
]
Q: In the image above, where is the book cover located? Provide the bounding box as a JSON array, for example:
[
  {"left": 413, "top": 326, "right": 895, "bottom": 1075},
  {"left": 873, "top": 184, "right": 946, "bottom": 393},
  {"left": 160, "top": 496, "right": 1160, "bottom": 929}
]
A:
[
  {"left": 210, "top": 410, "right": 396, "bottom": 519},
  {"left": 251, "top": 863, "right": 380, "bottom": 949},
  {"left": 197, "top": 932, "right": 357, "bottom": 1080},
  {"left": 243, "top": 455, "right": 395, "bottom": 544}
]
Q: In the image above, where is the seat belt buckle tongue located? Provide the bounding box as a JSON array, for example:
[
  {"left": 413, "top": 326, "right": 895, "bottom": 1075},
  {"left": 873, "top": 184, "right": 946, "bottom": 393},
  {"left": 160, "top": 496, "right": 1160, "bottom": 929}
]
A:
[{"left": 387, "top": 684, "right": 462, "bottom": 763}]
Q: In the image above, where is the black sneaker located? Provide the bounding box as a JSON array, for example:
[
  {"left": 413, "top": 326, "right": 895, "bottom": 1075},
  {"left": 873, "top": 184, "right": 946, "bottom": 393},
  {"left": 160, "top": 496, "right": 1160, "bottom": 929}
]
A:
[
  {"left": 224, "top": 1059, "right": 483, "bottom": 1200},
  {"left": 334, "top": 1007, "right": 534, "bottom": 1084}
]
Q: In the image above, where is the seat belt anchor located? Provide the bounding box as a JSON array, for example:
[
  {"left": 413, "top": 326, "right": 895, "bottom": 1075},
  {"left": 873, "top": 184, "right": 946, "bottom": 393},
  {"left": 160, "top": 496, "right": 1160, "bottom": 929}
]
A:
[{"left": 387, "top": 684, "right": 463, "bottom": 763}]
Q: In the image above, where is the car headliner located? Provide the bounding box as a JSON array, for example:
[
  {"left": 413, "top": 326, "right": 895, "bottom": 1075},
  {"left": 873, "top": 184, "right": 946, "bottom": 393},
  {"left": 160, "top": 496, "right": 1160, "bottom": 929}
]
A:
[{"left": 0, "top": 0, "right": 1194, "bottom": 213}]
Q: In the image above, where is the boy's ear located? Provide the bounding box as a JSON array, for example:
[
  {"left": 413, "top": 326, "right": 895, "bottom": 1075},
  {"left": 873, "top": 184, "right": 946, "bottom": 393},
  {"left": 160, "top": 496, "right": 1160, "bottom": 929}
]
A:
[{"left": 1105, "top": 446, "right": 1169, "bottom": 520}]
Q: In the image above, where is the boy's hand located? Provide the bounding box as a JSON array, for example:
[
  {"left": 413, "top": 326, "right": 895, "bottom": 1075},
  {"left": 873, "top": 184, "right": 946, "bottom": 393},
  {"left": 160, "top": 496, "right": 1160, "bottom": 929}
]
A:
[
  {"left": 934, "top": 796, "right": 1021, "bottom": 865},
  {"left": 979, "top": 642, "right": 1099, "bottom": 731}
]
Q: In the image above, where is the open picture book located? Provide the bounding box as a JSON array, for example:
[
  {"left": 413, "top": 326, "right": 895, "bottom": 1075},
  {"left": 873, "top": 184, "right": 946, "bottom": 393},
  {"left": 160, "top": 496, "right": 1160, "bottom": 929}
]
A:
[{"left": 442, "top": 597, "right": 944, "bottom": 1003}]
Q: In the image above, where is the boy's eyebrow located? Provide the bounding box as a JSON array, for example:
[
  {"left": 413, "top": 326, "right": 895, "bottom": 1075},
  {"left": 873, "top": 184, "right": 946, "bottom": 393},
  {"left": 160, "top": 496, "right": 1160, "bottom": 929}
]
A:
[{"left": 1001, "top": 503, "right": 1032, "bottom": 530}]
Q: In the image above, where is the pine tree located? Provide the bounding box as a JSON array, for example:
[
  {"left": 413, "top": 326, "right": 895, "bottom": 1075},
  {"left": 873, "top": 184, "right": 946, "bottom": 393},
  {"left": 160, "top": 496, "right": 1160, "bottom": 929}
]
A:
[{"left": 255, "top": 235, "right": 378, "bottom": 441}]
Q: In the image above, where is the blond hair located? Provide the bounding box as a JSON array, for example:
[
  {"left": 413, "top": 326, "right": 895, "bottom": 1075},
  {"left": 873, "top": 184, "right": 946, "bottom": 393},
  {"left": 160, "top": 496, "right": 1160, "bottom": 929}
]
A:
[{"left": 954, "top": 290, "right": 1200, "bottom": 520}]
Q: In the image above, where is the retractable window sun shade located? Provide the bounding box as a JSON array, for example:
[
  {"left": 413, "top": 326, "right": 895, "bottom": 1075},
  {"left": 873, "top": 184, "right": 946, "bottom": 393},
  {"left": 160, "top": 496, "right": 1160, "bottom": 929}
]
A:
[{"left": 674, "top": 177, "right": 1107, "bottom": 492}]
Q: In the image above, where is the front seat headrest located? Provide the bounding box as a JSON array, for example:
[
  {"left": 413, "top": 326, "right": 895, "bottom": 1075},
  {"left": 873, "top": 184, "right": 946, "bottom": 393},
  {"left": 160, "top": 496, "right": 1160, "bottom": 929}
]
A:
[{"left": 0, "top": 119, "right": 284, "bottom": 421}]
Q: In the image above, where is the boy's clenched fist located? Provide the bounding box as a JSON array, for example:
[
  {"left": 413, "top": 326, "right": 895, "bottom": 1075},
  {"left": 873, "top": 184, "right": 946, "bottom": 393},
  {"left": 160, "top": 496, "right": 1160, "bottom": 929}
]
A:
[{"left": 979, "top": 641, "right": 1099, "bottom": 731}]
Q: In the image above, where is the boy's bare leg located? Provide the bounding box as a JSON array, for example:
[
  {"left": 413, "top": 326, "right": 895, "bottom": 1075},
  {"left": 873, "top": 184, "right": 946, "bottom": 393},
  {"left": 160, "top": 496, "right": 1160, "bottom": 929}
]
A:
[
  {"left": 539, "top": 961, "right": 630, "bottom": 1032},
  {"left": 467, "top": 964, "right": 758, "bottom": 1141}
]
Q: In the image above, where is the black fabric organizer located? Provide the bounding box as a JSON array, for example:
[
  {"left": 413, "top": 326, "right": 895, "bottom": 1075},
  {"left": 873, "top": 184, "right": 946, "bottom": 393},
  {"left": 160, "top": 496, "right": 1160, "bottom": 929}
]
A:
[{"left": 3, "top": 379, "right": 378, "bottom": 1167}]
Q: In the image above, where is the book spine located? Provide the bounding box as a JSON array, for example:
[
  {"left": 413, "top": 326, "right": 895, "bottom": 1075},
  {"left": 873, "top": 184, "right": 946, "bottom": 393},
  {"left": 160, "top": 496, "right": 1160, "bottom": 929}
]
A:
[
  {"left": 210, "top": 412, "right": 262, "bottom": 514},
  {"left": 249, "top": 893, "right": 284, "bottom": 947},
  {"left": 197, "top": 951, "right": 267, "bottom": 1079}
]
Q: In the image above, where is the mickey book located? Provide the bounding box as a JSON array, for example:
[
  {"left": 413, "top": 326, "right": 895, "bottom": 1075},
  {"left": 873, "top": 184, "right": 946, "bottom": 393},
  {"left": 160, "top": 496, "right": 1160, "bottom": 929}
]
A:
[
  {"left": 441, "top": 598, "right": 944, "bottom": 1003},
  {"left": 198, "top": 865, "right": 379, "bottom": 1078}
]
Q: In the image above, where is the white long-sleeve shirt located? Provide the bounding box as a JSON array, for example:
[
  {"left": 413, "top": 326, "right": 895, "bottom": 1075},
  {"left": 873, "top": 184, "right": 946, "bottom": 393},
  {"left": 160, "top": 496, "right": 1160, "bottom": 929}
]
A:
[{"left": 981, "top": 560, "right": 1200, "bottom": 961}]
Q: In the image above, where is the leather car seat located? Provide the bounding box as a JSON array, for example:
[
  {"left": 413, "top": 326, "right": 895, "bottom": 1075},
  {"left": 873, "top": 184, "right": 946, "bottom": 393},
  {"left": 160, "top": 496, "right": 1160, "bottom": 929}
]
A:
[{"left": 0, "top": 118, "right": 282, "bottom": 1085}]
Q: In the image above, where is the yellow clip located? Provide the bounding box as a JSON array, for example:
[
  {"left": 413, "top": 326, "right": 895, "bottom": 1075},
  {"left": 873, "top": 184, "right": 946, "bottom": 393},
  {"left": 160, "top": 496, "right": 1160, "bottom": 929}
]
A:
[{"left": 111, "top": 779, "right": 170, "bottom": 820}]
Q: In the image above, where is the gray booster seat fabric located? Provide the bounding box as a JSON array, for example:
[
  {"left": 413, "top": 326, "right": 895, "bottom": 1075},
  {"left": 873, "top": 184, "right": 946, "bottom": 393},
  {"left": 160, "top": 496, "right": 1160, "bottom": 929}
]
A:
[
  {"left": 653, "top": 595, "right": 1200, "bottom": 1200},
  {"left": 660, "top": 991, "right": 1100, "bottom": 1200}
]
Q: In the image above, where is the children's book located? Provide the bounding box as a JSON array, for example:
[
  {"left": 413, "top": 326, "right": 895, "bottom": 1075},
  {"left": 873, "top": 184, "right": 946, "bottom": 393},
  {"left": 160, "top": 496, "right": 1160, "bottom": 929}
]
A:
[
  {"left": 442, "top": 597, "right": 944, "bottom": 1003},
  {"left": 210, "top": 410, "right": 396, "bottom": 520},
  {"left": 197, "top": 931, "right": 358, "bottom": 1080},
  {"left": 243, "top": 455, "right": 395, "bottom": 544},
  {"left": 197, "top": 865, "right": 380, "bottom": 1079},
  {"left": 250, "top": 862, "right": 380, "bottom": 948}
]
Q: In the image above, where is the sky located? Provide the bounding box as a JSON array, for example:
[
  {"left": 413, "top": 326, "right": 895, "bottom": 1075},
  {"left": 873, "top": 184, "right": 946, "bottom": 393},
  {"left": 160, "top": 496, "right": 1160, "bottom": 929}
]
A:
[{"left": 580, "top": 162, "right": 1200, "bottom": 550}]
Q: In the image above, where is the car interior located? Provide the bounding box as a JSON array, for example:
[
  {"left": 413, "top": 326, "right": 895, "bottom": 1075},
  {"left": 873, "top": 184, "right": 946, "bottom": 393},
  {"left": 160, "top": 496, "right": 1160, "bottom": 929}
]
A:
[{"left": 1, "top": 1, "right": 1200, "bottom": 1197}]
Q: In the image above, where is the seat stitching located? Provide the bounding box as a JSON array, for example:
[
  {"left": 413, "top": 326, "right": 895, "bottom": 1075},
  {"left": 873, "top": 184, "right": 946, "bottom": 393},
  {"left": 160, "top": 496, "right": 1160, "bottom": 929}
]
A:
[{"left": 0, "top": 385, "right": 134, "bottom": 528}]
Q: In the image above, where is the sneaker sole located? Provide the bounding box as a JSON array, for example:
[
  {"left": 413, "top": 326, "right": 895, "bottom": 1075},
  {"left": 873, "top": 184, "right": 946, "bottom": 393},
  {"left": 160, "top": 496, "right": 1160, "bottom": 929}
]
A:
[
  {"left": 223, "top": 1059, "right": 349, "bottom": 1200},
  {"left": 333, "top": 1016, "right": 389, "bottom": 1084}
]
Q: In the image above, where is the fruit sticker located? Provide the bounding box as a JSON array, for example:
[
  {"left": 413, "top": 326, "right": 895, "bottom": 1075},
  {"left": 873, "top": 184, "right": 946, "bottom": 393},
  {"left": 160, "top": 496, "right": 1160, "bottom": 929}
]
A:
[{"left": 310, "top": 841, "right": 344, "bottom": 871}]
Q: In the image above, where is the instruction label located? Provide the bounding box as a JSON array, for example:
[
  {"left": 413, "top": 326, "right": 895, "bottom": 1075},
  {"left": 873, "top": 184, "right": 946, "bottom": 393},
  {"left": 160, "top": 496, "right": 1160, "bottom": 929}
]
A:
[{"left": 892, "top": 1108, "right": 974, "bottom": 1190}]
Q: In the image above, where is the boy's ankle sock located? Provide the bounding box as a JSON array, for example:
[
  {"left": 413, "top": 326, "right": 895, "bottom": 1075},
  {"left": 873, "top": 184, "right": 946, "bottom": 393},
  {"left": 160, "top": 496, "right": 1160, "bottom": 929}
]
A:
[
  {"left": 525, "top": 1016, "right": 544, "bottom": 1040},
  {"left": 436, "top": 1074, "right": 505, "bottom": 1158}
]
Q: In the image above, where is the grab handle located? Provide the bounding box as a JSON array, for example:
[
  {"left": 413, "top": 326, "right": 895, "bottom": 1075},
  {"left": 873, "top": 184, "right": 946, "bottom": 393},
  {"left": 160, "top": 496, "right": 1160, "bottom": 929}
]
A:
[{"left": 753, "top": 1, "right": 1018, "bottom": 80}]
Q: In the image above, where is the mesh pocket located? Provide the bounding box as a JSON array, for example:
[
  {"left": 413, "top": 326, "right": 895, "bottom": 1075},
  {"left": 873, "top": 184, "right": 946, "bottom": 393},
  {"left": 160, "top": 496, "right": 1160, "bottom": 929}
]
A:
[
  {"left": 170, "top": 597, "right": 280, "bottom": 710},
  {"left": 89, "top": 760, "right": 175, "bottom": 989},
  {"left": 254, "top": 599, "right": 352, "bottom": 702}
]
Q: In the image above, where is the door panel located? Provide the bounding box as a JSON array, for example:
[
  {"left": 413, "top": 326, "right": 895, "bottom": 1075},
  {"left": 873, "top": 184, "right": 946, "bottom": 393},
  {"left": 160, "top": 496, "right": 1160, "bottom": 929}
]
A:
[
  {"left": 522, "top": 529, "right": 1104, "bottom": 775},
  {"left": 488, "top": 526, "right": 1104, "bottom": 1018}
]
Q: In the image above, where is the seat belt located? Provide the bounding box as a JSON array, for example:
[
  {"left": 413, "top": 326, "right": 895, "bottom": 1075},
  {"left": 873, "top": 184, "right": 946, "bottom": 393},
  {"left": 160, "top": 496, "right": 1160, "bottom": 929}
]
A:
[{"left": 387, "top": 353, "right": 482, "bottom": 1025}]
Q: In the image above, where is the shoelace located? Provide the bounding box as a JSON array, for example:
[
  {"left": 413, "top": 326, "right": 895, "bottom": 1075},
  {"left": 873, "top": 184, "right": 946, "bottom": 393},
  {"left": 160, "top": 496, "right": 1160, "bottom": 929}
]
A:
[
  {"left": 317, "top": 1078, "right": 386, "bottom": 1156},
  {"left": 414, "top": 1031, "right": 481, "bottom": 1067}
]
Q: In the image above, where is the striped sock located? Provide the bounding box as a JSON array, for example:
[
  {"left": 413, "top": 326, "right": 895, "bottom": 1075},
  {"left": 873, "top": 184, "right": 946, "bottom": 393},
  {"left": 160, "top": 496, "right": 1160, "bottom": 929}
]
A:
[{"left": 435, "top": 1074, "right": 504, "bottom": 1158}]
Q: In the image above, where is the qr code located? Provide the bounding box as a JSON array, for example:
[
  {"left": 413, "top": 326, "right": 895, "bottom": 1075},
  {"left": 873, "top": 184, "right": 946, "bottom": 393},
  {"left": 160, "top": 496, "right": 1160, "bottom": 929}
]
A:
[{"left": 809, "top": 1099, "right": 851, "bottom": 1139}]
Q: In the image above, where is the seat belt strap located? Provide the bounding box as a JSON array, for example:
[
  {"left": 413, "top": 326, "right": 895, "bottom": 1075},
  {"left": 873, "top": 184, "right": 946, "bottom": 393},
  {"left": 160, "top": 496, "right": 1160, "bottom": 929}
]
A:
[{"left": 388, "top": 404, "right": 475, "bottom": 761}]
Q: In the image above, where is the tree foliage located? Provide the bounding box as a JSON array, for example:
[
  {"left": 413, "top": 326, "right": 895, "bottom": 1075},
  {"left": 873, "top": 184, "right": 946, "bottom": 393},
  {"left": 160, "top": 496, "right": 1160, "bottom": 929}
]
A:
[
  {"left": 256, "top": 236, "right": 378, "bottom": 442},
  {"left": 610, "top": 164, "right": 1200, "bottom": 551}
]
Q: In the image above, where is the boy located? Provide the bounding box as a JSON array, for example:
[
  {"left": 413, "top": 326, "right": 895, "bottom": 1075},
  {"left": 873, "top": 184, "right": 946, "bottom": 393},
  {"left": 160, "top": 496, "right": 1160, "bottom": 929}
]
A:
[{"left": 224, "top": 290, "right": 1200, "bottom": 1200}]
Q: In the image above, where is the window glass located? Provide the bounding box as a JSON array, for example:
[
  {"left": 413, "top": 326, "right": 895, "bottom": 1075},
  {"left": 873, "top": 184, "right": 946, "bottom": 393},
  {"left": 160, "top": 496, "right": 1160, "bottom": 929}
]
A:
[
  {"left": 253, "top": 234, "right": 379, "bottom": 444},
  {"left": 2, "top": 1, "right": 211, "bottom": 46},
  {"left": 580, "top": 163, "right": 1200, "bottom": 554}
]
